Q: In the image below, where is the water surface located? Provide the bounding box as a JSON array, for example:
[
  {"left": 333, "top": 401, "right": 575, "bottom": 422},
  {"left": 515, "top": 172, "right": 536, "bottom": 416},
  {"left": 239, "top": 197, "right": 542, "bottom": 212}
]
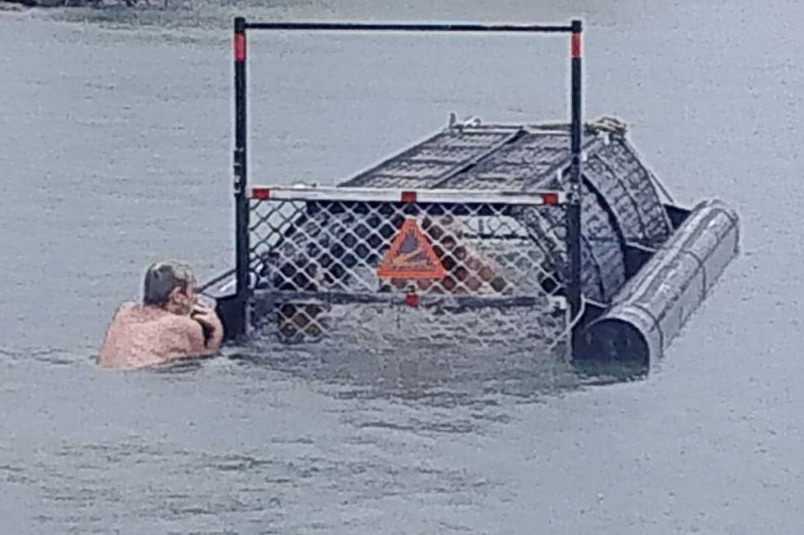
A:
[{"left": 0, "top": 1, "right": 801, "bottom": 533}]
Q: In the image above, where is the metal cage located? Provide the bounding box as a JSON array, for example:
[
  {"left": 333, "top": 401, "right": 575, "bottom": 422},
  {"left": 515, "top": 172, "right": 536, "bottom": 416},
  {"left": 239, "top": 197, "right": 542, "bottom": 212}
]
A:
[{"left": 226, "top": 17, "right": 586, "bottom": 352}]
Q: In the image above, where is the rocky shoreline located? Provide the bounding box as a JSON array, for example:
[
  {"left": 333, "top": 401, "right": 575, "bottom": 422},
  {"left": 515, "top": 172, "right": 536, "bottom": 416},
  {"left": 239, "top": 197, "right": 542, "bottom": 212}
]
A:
[{"left": 1, "top": 0, "right": 157, "bottom": 7}]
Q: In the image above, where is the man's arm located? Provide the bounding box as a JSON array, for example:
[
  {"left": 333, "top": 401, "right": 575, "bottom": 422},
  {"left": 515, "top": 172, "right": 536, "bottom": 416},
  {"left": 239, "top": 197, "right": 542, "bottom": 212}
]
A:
[
  {"left": 160, "top": 303, "right": 224, "bottom": 363},
  {"left": 180, "top": 318, "right": 210, "bottom": 355},
  {"left": 190, "top": 302, "right": 224, "bottom": 351},
  {"left": 164, "top": 314, "right": 222, "bottom": 361}
]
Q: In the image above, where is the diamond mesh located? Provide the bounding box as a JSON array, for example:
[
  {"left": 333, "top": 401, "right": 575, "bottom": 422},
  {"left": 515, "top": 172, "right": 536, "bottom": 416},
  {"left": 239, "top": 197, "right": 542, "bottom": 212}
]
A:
[{"left": 247, "top": 197, "right": 570, "bottom": 356}]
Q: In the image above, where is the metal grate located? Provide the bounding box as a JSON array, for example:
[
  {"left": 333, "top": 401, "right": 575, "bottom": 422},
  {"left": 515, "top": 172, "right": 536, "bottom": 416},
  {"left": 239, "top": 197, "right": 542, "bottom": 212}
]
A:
[
  {"left": 338, "top": 121, "right": 674, "bottom": 306},
  {"left": 246, "top": 187, "right": 571, "bottom": 356}
]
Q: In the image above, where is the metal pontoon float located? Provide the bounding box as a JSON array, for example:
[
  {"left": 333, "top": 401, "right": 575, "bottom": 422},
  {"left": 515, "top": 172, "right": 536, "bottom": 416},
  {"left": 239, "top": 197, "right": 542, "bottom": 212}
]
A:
[{"left": 203, "top": 17, "right": 740, "bottom": 367}]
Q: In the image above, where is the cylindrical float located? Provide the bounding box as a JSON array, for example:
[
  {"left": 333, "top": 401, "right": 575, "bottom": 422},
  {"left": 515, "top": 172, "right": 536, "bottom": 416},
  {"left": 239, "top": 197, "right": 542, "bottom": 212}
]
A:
[{"left": 577, "top": 199, "right": 739, "bottom": 365}]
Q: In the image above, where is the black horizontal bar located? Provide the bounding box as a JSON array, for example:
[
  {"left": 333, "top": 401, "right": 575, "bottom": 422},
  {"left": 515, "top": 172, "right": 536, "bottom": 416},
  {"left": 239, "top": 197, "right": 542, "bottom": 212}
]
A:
[
  {"left": 253, "top": 289, "right": 549, "bottom": 309},
  {"left": 197, "top": 267, "right": 236, "bottom": 294},
  {"left": 244, "top": 22, "right": 574, "bottom": 33}
]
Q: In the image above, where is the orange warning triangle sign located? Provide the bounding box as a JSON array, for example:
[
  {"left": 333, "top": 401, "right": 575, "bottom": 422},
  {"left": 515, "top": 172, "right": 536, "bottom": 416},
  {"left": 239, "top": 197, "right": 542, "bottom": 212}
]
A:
[{"left": 376, "top": 218, "right": 446, "bottom": 280}]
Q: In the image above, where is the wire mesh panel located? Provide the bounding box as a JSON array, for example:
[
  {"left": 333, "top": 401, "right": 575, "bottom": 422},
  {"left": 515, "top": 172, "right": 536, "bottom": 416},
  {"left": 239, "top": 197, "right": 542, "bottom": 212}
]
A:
[{"left": 246, "top": 187, "right": 571, "bottom": 357}]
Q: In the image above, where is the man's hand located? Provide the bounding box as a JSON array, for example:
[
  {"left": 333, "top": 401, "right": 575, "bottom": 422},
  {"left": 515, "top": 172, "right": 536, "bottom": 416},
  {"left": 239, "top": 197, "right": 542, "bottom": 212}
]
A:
[{"left": 190, "top": 301, "right": 224, "bottom": 351}]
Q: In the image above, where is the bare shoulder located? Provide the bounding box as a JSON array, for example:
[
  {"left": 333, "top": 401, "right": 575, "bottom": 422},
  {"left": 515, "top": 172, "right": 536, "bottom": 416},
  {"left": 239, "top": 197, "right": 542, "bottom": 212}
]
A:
[
  {"left": 160, "top": 315, "right": 206, "bottom": 348},
  {"left": 112, "top": 301, "right": 139, "bottom": 318},
  {"left": 160, "top": 314, "right": 201, "bottom": 331}
]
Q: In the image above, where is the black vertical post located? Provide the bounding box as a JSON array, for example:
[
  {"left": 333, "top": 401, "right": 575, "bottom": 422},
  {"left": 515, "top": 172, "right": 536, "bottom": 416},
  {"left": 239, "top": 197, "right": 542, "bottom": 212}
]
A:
[
  {"left": 233, "top": 16, "right": 249, "bottom": 339},
  {"left": 568, "top": 19, "right": 583, "bottom": 348}
]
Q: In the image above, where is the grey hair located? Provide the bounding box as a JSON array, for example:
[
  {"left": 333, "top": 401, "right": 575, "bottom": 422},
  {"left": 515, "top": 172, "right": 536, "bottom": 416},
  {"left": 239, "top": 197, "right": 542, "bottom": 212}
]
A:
[{"left": 143, "top": 261, "right": 195, "bottom": 306}]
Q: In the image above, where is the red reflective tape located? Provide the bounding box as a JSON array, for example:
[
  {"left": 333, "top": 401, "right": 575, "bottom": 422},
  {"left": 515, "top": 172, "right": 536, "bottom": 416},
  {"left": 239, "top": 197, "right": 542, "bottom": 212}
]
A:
[
  {"left": 571, "top": 32, "right": 581, "bottom": 59},
  {"left": 401, "top": 191, "right": 417, "bottom": 203},
  {"left": 252, "top": 187, "right": 270, "bottom": 200},
  {"left": 404, "top": 293, "right": 419, "bottom": 307},
  {"left": 234, "top": 33, "right": 246, "bottom": 62},
  {"left": 542, "top": 192, "right": 559, "bottom": 205}
]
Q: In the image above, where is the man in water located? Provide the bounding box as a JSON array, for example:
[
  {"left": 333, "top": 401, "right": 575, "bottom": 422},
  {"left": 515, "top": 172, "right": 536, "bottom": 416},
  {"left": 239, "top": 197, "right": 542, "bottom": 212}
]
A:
[{"left": 98, "top": 261, "right": 224, "bottom": 369}]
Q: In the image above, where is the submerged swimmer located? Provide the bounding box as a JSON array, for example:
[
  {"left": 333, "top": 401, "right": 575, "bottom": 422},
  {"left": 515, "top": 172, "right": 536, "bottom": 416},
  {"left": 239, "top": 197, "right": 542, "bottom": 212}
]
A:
[{"left": 98, "top": 261, "right": 224, "bottom": 369}]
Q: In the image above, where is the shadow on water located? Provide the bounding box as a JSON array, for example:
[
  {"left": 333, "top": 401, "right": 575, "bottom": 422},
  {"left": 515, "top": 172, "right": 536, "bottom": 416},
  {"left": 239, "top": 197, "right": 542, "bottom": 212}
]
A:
[
  {"left": 147, "top": 353, "right": 217, "bottom": 374},
  {"left": 222, "top": 335, "right": 650, "bottom": 407},
  {"left": 569, "top": 358, "right": 649, "bottom": 386},
  {"left": 2, "top": 337, "right": 649, "bottom": 408}
]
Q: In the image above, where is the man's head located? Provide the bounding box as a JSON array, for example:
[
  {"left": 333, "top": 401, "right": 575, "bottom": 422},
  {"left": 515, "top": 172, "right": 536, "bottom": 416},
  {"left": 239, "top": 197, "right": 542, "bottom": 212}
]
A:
[{"left": 143, "top": 260, "right": 197, "bottom": 315}]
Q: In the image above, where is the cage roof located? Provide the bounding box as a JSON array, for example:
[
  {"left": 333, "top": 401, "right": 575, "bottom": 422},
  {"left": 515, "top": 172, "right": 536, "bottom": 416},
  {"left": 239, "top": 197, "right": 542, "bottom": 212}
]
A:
[{"left": 340, "top": 116, "right": 674, "bottom": 304}]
